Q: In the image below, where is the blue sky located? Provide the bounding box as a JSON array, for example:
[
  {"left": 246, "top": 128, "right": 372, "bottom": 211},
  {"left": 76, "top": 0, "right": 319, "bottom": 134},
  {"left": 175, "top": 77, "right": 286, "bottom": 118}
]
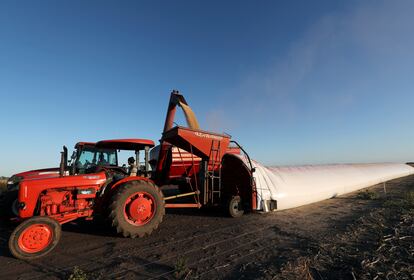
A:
[{"left": 0, "top": 0, "right": 413, "bottom": 176}]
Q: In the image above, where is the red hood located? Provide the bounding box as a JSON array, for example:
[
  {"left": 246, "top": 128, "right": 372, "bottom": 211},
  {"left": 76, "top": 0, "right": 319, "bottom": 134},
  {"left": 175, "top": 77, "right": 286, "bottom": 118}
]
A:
[{"left": 14, "top": 168, "right": 60, "bottom": 181}]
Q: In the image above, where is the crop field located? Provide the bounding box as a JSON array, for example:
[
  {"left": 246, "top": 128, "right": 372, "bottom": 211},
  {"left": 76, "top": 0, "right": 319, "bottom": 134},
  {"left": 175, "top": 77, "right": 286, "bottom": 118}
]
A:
[{"left": 0, "top": 176, "right": 413, "bottom": 280}]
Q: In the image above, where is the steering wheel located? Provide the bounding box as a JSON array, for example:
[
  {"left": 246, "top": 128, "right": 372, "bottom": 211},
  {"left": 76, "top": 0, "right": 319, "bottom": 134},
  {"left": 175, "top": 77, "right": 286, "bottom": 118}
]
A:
[
  {"left": 121, "top": 164, "right": 128, "bottom": 174},
  {"left": 84, "top": 160, "right": 98, "bottom": 173}
]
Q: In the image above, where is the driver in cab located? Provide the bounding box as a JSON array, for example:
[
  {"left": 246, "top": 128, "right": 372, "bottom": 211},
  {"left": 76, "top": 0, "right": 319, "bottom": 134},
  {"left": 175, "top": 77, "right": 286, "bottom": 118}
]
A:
[
  {"left": 128, "top": 157, "right": 138, "bottom": 177},
  {"left": 97, "top": 153, "right": 108, "bottom": 166}
]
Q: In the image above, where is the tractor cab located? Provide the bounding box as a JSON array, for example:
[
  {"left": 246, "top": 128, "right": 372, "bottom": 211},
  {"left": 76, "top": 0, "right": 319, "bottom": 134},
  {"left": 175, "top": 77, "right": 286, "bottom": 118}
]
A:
[
  {"left": 56, "top": 142, "right": 118, "bottom": 176},
  {"left": 70, "top": 142, "right": 118, "bottom": 175},
  {"left": 95, "top": 139, "right": 155, "bottom": 177},
  {"left": 57, "top": 139, "right": 155, "bottom": 178}
]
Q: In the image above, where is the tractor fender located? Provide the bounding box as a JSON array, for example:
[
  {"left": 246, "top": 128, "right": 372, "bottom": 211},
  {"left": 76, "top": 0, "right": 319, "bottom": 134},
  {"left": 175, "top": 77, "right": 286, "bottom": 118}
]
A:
[{"left": 110, "top": 176, "right": 157, "bottom": 192}]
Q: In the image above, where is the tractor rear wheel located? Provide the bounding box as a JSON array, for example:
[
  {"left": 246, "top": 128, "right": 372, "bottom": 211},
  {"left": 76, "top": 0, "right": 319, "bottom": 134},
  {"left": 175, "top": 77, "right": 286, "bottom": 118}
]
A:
[
  {"left": 9, "top": 216, "right": 61, "bottom": 260},
  {"left": 109, "top": 181, "right": 165, "bottom": 238}
]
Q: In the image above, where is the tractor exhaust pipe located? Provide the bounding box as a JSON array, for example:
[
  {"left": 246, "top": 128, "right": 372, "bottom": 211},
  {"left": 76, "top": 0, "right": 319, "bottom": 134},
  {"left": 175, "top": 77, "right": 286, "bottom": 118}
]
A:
[
  {"left": 59, "top": 152, "right": 65, "bottom": 177},
  {"left": 59, "top": 146, "right": 68, "bottom": 177}
]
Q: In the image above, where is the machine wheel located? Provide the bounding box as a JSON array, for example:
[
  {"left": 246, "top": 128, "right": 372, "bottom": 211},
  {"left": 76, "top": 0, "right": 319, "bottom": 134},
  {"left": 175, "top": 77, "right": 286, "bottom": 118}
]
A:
[
  {"left": 228, "top": 196, "right": 244, "bottom": 218},
  {"left": 0, "top": 190, "right": 19, "bottom": 219},
  {"left": 9, "top": 216, "right": 61, "bottom": 260},
  {"left": 109, "top": 181, "right": 165, "bottom": 238}
]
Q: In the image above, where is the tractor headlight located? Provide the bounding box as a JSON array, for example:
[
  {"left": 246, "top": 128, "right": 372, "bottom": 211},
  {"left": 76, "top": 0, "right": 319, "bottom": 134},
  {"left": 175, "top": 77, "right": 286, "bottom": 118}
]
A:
[
  {"left": 7, "top": 176, "right": 23, "bottom": 191},
  {"left": 18, "top": 202, "right": 26, "bottom": 210}
]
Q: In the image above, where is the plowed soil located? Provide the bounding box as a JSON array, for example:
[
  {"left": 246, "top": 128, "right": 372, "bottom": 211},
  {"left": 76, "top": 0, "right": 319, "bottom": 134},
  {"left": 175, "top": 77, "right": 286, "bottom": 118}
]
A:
[{"left": 0, "top": 176, "right": 413, "bottom": 280}]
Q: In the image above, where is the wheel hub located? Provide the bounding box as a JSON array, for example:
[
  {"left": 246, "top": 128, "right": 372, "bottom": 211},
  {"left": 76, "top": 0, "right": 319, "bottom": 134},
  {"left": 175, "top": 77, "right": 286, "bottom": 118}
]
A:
[
  {"left": 231, "top": 201, "right": 241, "bottom": 211},
  {"left": 18, "top": 224, "right": 53, "bottom": 253},
  {"left": 124, "top": 192, "right": 155, "bottom": 225}
]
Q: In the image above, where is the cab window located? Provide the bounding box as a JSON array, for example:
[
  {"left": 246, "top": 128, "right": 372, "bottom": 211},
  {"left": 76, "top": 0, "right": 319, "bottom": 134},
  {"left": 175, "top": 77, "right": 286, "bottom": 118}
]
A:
[
  {"left": 77, "top": 150, "right": 95, "bottom": 166},
  {"left": 96, "top": 150, "right": 117, "bottom": 166},
  {"left": 75, "top": 148, "right": 117, "bottom": 173}
]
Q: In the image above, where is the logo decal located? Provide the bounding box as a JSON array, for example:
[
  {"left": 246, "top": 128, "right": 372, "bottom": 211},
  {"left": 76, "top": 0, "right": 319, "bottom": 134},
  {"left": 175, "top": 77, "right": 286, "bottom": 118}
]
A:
[
  {"left": 194, "top": 132, "right": 223, "bottom": 141},
  {"left": 83, "top": 175, "right": 100, "bottom": 179}
]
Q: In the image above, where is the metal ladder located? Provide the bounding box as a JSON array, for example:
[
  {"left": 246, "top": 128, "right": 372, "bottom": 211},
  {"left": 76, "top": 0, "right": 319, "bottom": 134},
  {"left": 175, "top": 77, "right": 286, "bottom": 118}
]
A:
[{"left": 207, "top": 140, "right": 222, "bottom": 204}]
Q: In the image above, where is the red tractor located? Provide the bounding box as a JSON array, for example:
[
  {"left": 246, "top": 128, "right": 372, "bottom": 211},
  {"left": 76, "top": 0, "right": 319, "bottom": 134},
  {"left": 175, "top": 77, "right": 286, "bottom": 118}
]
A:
[
  {"left": 0, "top": 142, "right": 117, "bottom": 218},
  {"left": 6, "top": 91, "right": 256, "bottom": 260}
]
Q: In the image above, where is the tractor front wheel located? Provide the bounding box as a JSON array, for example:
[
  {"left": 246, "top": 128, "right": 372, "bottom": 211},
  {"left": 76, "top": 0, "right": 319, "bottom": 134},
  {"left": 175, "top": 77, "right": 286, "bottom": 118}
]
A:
[
  {"left": 109, "top": 181, "right": 165, "bottom": 238},
  {"left": 9, "top": 216, "right": 61, "bottom": 260}
]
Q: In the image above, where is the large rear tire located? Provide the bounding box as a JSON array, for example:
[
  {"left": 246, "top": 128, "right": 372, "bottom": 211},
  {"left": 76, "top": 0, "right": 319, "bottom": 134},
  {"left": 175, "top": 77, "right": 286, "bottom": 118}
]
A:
[
  {"left": 109, "top": 181, "right": 165, "bottom": 238},
  {"left": 9, "top": 216, "right": 61, "bottom": 260}
]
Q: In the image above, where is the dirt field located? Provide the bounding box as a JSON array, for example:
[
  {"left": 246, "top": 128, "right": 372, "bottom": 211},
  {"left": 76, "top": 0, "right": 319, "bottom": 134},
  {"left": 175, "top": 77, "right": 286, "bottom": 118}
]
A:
[{"left": 0, "top": 176, "right": 413, "bottom": 280}]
